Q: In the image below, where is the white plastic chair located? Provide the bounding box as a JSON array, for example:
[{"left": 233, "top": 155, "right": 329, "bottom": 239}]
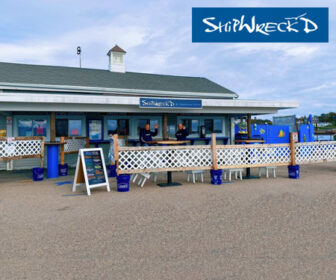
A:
[
  {"left": 223, "top": 168, "right": 243, "bottom": 181},
  {"left": 186, "top": 170, "right": 204, "bottom": 183},
  {"left": 137, "top": 173, "right": 151, "bottom": 188},
  {"left": 258, "top": 167, "right": 277, "bottom": 178}
]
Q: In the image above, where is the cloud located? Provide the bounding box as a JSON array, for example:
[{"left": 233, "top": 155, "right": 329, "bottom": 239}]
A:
[{"left": 0, "top": 0, "right": 335, "bottom": 117}]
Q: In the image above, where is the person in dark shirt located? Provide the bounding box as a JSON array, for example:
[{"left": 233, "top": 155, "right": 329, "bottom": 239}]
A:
[
  {"left": 175, "top": 123, "right": 189, "bottom": 141},
  {"left": 139, "top": 123, "right": 159, "bottom": 146}
]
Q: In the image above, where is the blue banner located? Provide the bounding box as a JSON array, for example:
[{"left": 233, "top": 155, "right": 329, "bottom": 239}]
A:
[
  {"left": 192, "top": 7, "right": 329, "bottom": 43},
  {"left": 139, "top": 98, "right": 202, "bottom": 109}
]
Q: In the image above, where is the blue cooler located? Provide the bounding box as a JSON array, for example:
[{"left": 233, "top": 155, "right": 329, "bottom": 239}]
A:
[
  {"left": 210, "top": 169, "right": 223, "bottom": 185},
  {"left": 117, "top": 174, "right": 130, "bottom": 192}
]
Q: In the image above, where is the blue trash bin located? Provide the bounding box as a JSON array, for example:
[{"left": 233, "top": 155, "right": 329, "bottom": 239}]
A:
[
  {"left": 32, "top": 167, "right": 44, "bottom": 181},
  {"left": 117, "top": 174, "right": 131, "bottom": 192},
  {"left": 108, "top": 164, "right": 117, "bottom": 178},
  {"left": 58, "top": 164, "right": 68, "bottom": 176},
  {"left": 47, "top": 144, "right": 59, "bottom": 178},
  {"left": 210, "top": 169, "right": 223, "bottom": 185},
  {"left": 288, "top": 165, "right": 300, "bottom": 179}
]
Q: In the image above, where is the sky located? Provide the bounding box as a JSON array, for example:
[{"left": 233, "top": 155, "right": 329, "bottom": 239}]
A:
[{"left": 0, "top": 0, "right": 335, "bottom": 118}]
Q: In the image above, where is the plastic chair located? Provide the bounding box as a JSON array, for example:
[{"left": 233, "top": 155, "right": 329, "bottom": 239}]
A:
[
  {"left": 186, "top": 170, "right": 204, "bottom": 183},
  {"left": 258, "top": 167, "right": 277, "bottom": 178},
  {"left": 223, "top": 168, "right": 243, "bottom": 181}
]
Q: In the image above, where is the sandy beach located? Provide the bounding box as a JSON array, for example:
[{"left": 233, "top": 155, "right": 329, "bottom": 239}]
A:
[{"left": 1, "top": 163, "right": 336, "bottom": 279}]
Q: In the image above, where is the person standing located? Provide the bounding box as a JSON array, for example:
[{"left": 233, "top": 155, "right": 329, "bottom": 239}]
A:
[
  {"left": 139, "top": 123, "right": 159, "bottom": 146},
  {"left": 175, "top": 123, "right": 189, "bottom": 141}
]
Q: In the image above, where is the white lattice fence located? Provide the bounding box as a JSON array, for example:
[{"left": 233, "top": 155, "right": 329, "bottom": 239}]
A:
[
  {"left": 0, "top": 137, "right": 44, "bottom": 163},
  {"left": 116, "top": 141, "right": 336, "bottom": 175},
  {"left": 64, "top": 138, "right": 87, "bottom": 154},
  {"left": 217, "top": 144, "right": 291, "bottom": 168},
  {"left": 118, "top": 145, "right": 212, "bottom": 174},
  {"left": 295, "top": 141, "right": 336, "bottom": 164}
]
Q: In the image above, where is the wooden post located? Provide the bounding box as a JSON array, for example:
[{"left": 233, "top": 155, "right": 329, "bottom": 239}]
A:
[
  {"left": 247, "top": 114, "right": 252, "bottom": 139},
  {"left": 163, "top": 113, "right": 168, "bottom": 140},
  {"left": 211, "top": 133, "right": 218, "bottom": 170},
  {"left": 290, "top": 132, "right": 297, "bottom": 166},
  {"left": 40, "top": 136, "right": 45, "bottom": 168},
  {"left": 86, "top": 137, "right": 90, "bottom": 148},
  {"left": 113, "top": 134, "right": 119, "bottom": 175},
  {"left": 50, "top": 112, "right": 56, "bottom": 142},
  {"left": 60, "top": 137, "right": 65, "bottom": 165}
]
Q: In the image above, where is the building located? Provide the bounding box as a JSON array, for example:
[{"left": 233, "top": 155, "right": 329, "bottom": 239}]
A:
[{"left": 0, "top": 45, "right": 298, "bottom": 169}]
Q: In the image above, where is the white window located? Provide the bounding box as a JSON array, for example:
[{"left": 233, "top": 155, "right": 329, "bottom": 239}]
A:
[{"left": 113, "top": 53, "right": 123, "bottom": 64}]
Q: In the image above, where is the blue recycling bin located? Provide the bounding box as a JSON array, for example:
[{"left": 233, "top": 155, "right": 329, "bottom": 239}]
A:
[
  {"left": 288, "top": 165, "right": 300, "bottom": 179},
  {"left": 46, "top": 143, "right": 60, "bottom": 179},
  {"left": 210, "top": 169, "right": 223, "bottom": 185},
  {"left": 58, "top": 163, "right": 68, "bottom": 176},
  {"left": 32, "top": 167, "right": 44, "bottom": 181},
  {"left": 117, "top": 174, "right": 130, "bottom": 192},
  {"left": 108, "top": 164, "right": 117, "bottom": 178}
]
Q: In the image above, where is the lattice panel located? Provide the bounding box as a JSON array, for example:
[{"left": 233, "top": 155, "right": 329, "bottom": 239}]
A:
[
  {"left": 118, "top": 147, "right": 212, "bottom": 172},
  {"left": 0, "top": 139, "right": 42, "bottom": 159},
  {"left": 217, "top": 145, "right": 291, "bottom": 168},
  {"left": 295, "top": 142, "right": 336, "bottom": 164},
  {"left": 64, "top": 138, "right": 87, "bottom": 153}
]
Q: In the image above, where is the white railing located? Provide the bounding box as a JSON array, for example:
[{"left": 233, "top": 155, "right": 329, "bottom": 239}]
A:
[
  {"left": 118, "top": 145, "right": 213, "bottom": 174},
  {"left": 295, "top": 141, "right": 336, "bottom": 164},
  {"left": 63, "top": 137, "right": 88, "bottom": 153},
  {"left": 60, "top": 136, "right": 89, "bottom": 165},
  {"left": 114, "top": 134, "right": 336, "bottom": 175},
  {"left": 217, "top": 144, "right": 291, "bottom": 169},
  {"left": 0, "top": 136, "right": 45, "bottom": 167}
]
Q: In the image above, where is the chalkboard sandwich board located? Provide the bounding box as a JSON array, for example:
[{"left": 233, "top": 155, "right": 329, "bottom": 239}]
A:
[{"left": 73, "top": 148, "right": 110, "bottom": 195}]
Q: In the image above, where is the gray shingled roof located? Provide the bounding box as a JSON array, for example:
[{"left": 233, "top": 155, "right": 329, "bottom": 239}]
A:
[{"left": 0, "top": 62, "right": 235, "bottom": 94}]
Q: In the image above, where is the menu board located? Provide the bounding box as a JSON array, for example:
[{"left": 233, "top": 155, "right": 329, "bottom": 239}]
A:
[
  {"left": 83, "top": 150, "right": 106, "bottom": 185},
  {"left": 73, "top": 148, "right": 110, "bottom": 196}
]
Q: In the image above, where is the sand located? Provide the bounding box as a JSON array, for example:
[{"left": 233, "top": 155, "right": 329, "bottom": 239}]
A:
[{"left": 0, "top": 163, "right": 336, "bottom": 280}]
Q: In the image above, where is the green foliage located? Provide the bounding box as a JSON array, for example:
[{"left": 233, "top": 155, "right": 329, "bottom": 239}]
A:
[{"left": 318, "top": 112, "right": 336, "bottom": 124}]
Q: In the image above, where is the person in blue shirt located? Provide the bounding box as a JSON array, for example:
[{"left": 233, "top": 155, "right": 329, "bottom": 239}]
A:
[
  {"left": 175, "top": 123, "right": 189, "bottom": 141},
  {"left": 139, "top": 123, "right": 159, "bottom": 146}
]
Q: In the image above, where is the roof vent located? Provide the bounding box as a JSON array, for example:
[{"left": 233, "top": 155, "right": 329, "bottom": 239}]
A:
[{"left": 107, "top": 45, "right": 126, "bottom": 73}]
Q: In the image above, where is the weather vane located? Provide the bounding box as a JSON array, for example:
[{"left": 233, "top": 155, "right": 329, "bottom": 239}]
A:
[{"left": 77, "top": 46, "right": 82, "bottom": 68}]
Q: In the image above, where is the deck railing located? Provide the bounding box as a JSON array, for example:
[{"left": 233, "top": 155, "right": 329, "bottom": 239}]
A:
[
  {"left": 0, "top": 136, "right": 45, "bottom": 168},
  {"left": 60, "top": 136, "right": 89, "bottom": 165},
  {"left": 114, "top": 134, "right": 336, "bottom": 175}
]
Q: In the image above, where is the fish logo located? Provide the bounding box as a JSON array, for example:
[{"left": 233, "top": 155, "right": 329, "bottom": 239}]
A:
[{"left": 278, "top": 130, "right": 285, "bottom": 138}]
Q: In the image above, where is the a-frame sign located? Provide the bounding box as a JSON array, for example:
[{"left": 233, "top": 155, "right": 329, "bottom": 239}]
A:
[{"left": 73, "top": 148, "right": 110, "bottom": 196}]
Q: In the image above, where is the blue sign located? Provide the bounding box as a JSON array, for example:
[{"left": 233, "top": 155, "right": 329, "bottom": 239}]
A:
[
  {"left": 139, "top": 98, "right": 202, "bottom": 109},
  {"left": 192, "top": 7, "right": 329, "bottom": 43}
]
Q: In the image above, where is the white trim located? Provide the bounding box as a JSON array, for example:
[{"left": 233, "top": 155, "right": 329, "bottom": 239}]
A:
[{"left": 0, "top": 92, "right": 298, "bottom": 110}]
